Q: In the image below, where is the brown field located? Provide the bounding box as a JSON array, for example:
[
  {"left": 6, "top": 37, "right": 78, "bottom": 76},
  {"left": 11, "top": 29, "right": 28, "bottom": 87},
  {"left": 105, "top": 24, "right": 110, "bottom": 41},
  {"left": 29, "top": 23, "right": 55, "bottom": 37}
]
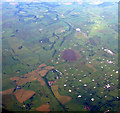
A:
[
  {"left": 10, "top": 75, "right": 37, "bottom": 86},
  {"left": 51, "top": 85, "right": 72, "bottom": 104},
  {"left": 23, "top": 73, "right": 31, "bottom": 78},
  {"left": 37, "top": 70, "right": 49, "bottom": 77},
  {"left": 61, "top": 49, "right": 81, "bottom": 62},
  {"left": 85, "top": 63, "right": 97, "bottom": 72},
  {"left": 30, "top": 71, "right": 46, "bottom": 86},
  {"left": 10, "top": 71, "right": 45, "bottom": 86},
  {"left": 10, "top": 64, "right": 54, "bottom": 86},
  {"left": 38, "top": 64, "right": 47, "bottom": 68},
  {"left": 1, "top": 88, "right": 14, "bottom": 95},
  {"left": 35, "top": 74, "right": 45, "bottom": 86},
  {"left": 74, "top": 32, "right": 88, "bottom": 39},
  {"left": 14, "top": 89, "right": 35, "bottom": 103},
  {"left": 37, "top": 77, "right": 45, "bottom": 86},
  {"left": 17, "top": 76, "right": 37, "bottom": 86},
  {"left": 36, "top": 104, "right": 50, "bottom": 112},
  {"left": 36, "top": 65, "right": 54, "bottom": 77},
  {"left": 9, "top": 77, "right": 19, "bottom": 81},
  {"left": 43, "top": 66, "right": 54, "bottom": 70},
  {"left": 35, "top": 68, "right": 41, "bottom": 72}
]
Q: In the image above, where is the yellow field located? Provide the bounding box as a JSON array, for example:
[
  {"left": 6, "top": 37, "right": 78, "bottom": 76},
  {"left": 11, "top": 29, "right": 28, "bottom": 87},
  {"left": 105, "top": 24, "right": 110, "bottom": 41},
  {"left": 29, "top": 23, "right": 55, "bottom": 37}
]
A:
[
  {"left": 51, "top": 85, "right": 72, "bottom": 104},
  {"left": 85, "top": 63, "right": 97, "bottom": 72}
]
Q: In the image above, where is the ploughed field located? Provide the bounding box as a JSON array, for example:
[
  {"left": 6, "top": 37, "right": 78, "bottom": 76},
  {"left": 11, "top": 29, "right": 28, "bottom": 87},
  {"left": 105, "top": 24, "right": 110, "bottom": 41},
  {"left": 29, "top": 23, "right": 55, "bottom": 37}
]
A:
[
  {"left": 2, "top": 1, "right": 119, "bottom": 112},
  {"left": 61, "top": 49, "right": 81, "bottom": 62}
]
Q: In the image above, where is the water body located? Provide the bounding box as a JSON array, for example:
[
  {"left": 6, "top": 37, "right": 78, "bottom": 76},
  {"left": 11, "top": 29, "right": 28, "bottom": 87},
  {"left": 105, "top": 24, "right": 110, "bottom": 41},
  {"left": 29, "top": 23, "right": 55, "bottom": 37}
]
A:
[
  {"left": 52, "top": 49, "right": 57, "bottom": 57},
  {"left": 18, "top": 46, "right": 23, "bottom": 50},
  {"left": 11, "top": 48, "right": 15, "bottom": 54},
  {"left": 60, "top": 37, "right": 66, "bottom": 47}
]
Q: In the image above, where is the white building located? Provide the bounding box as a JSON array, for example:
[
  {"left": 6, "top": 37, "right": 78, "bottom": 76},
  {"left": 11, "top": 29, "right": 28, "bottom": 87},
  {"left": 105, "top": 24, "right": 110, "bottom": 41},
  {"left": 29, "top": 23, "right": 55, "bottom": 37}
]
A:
[
  {"left": 78, "top": 95, "right": 82, "bottom": 98},
  {"left": 69, "top": 89, "right": 72, "bottom": 92},
  {"left": 107, "top": 61, "right": 113, "bottom": 64},
  {"left": 83, "top": 84, "right": 87, "bottom": 87},
  {"left": 76, "top": 28, "right": 81, "bottom": 32},
  {"left": 104, "top": 49, "right": 114, "bottom": 55},
  {"left": 106, "top": 84, "right": 111, "bottom": 88},
  {"left": 91, "top": 98, "right": 95, "bottom": 101},
  {"left": 64, "top": 84, "right": 67, "bottom": 87}
]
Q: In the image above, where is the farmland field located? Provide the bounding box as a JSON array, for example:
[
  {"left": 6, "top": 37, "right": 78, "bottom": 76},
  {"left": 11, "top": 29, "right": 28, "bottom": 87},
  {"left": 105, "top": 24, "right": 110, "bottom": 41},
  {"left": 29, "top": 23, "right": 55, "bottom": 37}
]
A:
[{"left": 1, "top": 0, "right": 119, "bottom": 112}]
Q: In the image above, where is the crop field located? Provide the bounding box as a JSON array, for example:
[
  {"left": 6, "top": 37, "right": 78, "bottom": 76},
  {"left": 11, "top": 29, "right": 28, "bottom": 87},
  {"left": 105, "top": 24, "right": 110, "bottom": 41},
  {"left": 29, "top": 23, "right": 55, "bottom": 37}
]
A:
[
  {"left": 1, "top": 1, "right": 119, "bottom": 112},
  {"left": 51, "top": 85, "right": 72, "bottom": 104}
]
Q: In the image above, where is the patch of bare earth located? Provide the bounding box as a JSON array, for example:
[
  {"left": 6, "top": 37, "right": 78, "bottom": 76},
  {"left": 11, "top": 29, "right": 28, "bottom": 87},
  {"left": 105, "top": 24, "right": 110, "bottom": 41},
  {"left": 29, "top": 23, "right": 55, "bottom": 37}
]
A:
[
  {"left": 38, "top": 64, "right": 47, "bottom": 68},
  {"left": 9, "top": 77, "right": 19, "bottom": 81},
  {"left": 36, "top": 104, "right": 50, "bottom": 112},
  {"left": 14, "top": 89, "right": 35, "bottom": 103},
  {"left": 1, "top": 88, "right": 14, "bottom": 95},
  {"left": 10, "top": 75, "right": 37, "bottom": 86},
  {"left": 10, "top": 64, "right": 54, "bottom": 86},
  {"left": 43, "top": 66, "right": 54, "bottom": 70},
  {"left": 35, "top": 65, "right": 54, "bottom": 77},
  {"left": 30, "top": 71, "right": 45, "bottom": 86},
  {"left": 61, "top": 49, "right": 81, "bottom": 62},
  {"left": 37, "top": 70, "right": 49, "bottom": 77}
]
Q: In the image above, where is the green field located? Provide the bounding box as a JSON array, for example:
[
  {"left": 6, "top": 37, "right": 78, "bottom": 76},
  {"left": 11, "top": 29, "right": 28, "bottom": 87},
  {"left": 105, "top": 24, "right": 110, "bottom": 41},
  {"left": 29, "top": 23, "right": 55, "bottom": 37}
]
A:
[{"left": 2, "top": 1, "right": 119, "bottom": 112}]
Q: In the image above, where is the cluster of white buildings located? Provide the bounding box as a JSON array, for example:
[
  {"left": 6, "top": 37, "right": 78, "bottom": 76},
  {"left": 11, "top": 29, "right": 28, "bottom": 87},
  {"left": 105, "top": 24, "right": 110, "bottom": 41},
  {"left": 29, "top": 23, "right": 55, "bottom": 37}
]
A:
[
  {"left": 102, "top": 48, "right": 114, "bottom": 55},
  {"left": 106, "top": 84, "right": 111, "bottom": 88},
  {"left": 55, "top": 69, "right": 63, "bottom": 75}
]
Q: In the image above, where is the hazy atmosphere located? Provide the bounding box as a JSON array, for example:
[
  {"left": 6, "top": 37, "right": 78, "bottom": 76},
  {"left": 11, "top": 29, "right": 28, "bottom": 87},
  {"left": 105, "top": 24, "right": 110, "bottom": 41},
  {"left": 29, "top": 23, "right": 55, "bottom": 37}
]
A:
[{"left": 1, "top": 0, "right": 119, "bottom": 112}]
